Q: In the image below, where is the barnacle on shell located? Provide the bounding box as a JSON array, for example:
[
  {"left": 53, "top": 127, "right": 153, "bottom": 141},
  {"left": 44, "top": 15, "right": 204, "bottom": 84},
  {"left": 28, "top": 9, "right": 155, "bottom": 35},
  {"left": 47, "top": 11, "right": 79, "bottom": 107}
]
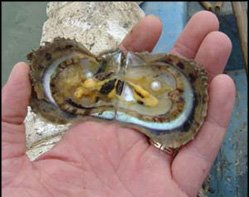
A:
[{"left": 27, "top": 37, "right": 208, "bottom": 151}]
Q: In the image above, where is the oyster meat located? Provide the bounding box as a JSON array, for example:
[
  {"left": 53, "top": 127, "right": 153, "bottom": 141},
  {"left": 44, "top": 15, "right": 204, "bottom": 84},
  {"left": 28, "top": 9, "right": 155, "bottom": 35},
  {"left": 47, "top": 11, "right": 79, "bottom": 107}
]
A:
[{"left": 28, "top": 37, "right": 208, "bottom": 152}]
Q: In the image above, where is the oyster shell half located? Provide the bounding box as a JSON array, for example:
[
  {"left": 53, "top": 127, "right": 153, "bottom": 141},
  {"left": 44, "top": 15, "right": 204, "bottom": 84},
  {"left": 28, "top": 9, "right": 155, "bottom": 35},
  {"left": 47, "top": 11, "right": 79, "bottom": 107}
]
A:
[{"left": 27, "top": 37, "right": 208, "bottom": 152}]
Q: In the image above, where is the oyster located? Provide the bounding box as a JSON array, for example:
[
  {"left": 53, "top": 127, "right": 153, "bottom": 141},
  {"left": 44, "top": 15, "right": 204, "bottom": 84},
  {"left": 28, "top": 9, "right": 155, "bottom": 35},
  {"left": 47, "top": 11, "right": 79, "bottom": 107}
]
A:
[{"left": 27, "top": 37, "right": 208, "bottom": 152}]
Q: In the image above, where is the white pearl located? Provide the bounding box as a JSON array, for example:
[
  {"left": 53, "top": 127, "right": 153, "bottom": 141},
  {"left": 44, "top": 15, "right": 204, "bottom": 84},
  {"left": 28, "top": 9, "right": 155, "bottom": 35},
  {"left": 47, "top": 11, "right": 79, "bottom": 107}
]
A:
[
  {"left": 151, "top": 80, "right": 161, "bottom": 91},
  {"left": 85, "top": 71, "right": 93, "bottom": 78}
]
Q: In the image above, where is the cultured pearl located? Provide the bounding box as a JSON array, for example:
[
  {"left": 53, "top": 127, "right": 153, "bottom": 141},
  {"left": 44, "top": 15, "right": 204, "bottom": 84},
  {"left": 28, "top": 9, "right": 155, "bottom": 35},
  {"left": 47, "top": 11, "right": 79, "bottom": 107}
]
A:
[
  {"left": 151, "top": 80, "right": 161, "bottom": 91},
  {"left": 85, "top": 71, "right": 93, "bottom": 78}
]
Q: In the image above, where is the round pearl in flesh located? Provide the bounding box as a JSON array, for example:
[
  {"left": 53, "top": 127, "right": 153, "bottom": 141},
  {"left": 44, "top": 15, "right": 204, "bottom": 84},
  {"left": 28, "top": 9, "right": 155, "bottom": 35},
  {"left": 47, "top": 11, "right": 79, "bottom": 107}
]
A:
[
  {"left": 150, "top": 80, "right": 161, "bottom": 91},
  {"left": 85, "top": 71, "right": 93, "bottom": 78}
]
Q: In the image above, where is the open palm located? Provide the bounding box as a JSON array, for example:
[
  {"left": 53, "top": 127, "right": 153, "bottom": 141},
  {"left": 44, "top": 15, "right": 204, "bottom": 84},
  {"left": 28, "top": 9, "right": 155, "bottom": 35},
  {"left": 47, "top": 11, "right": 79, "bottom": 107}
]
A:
[{"left": 2, "top": 11, "right": 235, "bottom": 197}]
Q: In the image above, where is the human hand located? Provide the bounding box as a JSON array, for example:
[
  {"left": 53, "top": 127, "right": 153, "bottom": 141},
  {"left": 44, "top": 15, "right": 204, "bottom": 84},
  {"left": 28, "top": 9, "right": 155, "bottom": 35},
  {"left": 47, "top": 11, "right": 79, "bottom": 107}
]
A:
[{"left": 2, "top": 11, "right": 235, "bottom": 197}]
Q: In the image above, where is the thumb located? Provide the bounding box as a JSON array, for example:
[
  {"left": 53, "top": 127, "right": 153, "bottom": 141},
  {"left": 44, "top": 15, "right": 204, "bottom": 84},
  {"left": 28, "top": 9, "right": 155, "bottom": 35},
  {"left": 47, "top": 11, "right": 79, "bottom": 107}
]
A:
[
  {"left": 2, "top": 63, "right": 32, "bottom": 188},
  {"left": 2, "top": 62, "right": 31, "bottom": 124}
]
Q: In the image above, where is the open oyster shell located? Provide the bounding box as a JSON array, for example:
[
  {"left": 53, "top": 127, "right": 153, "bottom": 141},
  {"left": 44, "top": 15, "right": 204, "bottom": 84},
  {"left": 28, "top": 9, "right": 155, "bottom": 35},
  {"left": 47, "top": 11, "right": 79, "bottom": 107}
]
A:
[{"left": 27, "top": 37, "right": 208, "bottom": 152}]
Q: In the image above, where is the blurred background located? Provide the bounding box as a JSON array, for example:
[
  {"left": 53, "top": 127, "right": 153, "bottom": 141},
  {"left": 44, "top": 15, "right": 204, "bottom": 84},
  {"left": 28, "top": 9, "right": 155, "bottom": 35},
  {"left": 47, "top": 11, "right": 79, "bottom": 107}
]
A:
[{"left": 2, "top": 2, "right": 247, "bottom": 197}]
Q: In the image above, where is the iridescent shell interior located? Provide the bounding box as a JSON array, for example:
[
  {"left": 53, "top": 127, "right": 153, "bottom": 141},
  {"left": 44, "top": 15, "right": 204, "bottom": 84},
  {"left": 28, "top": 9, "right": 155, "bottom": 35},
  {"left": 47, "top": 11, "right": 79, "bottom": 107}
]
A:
[{"left": 27, "top": 37, "right": 208, "bottom": 151}]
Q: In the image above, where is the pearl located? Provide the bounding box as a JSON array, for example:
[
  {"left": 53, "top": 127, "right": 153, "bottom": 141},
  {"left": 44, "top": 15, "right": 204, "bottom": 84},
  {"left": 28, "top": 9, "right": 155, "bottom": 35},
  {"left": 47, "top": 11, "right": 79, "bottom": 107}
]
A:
[
  {"left": 85, "top": 71, "right": 93, "bottom": 78},
  {"left": 151, "top": 80, "right": 161, "bottom": 91}
]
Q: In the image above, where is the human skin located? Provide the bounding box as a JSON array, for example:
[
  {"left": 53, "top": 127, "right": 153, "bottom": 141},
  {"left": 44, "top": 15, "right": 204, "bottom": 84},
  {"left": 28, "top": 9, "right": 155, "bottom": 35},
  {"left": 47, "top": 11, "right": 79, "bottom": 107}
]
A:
[{"left": 2, "top": 11, "right": 235, "bottom": 197}]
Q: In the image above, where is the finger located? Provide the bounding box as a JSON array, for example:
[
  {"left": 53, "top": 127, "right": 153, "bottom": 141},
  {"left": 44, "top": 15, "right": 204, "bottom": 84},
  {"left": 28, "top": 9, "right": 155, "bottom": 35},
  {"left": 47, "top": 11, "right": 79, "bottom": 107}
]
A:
[
  {"left": 171, "top": 11, "right": 219, "bottom": 58},
  {"left": 2, "top": 62, "right": 31, "bottom": 125},
  {"left": 195, "top": 31, "right": 232, "bottom": 80},
  {"left": 119, "top": 15, "right": 162, "bottom": 53},
  {"left": 172, "top": 74, "right": 236, "bottom": 197}
]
